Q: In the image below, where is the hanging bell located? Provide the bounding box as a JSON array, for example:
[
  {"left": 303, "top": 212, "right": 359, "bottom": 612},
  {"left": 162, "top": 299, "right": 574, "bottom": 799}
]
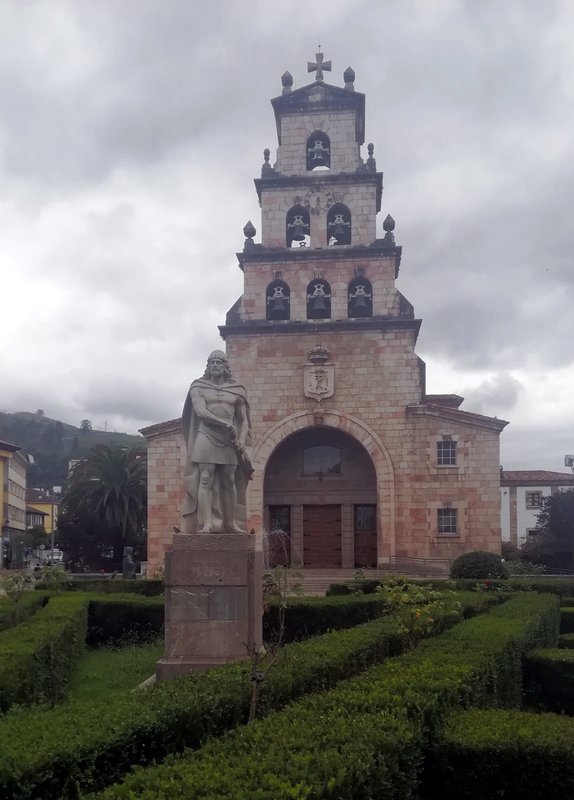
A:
[
  {"left": 290, "top": 223, "right": 306, "bottom": 242},
  {"left": 333, "top": 221, "right": 348, "bottom": 237},
  {"left": 310, "top": 295, "right": 328, "bottom": 314},
  {"left": 270, "top": 296, "right": 288, "bottom": 315},
  {"left": 350, "top": 293, "right": 368, "bottom": 311}
]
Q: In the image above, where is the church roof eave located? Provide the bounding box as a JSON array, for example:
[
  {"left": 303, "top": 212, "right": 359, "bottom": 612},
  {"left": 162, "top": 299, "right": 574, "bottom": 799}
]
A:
[
  {"left": 140, "top": 418, "right": 182, "bottom": 440},
  {"left": 270, "top": 81, "right": 366, "bottom": 144},
  {"left": 254, "top": 172, "right": 383, "bottom": 210},
  {"left": 220, "top": 316, "right": 421, "bottom": 341},
  {"left": 406, "top": 403, "right": 509, "bottom": 433},
  {"left": 237, "top": 241, "right": 402, "bottom": 276}
]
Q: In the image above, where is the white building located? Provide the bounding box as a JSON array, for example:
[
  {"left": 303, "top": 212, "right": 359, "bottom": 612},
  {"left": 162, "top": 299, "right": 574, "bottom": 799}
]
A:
[{"left": 500, "top": 470, "right": 574, "bottom": 547}]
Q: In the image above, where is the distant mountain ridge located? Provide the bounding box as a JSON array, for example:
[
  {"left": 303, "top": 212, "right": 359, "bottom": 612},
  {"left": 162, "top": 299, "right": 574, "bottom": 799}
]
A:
[{"left": 0, "top": 410, "right": 145, "bottom": 489}]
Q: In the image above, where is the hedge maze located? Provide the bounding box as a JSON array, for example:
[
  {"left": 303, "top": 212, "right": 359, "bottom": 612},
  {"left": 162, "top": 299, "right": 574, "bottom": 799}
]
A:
[{"left": 0, "top": 580, "right": 572, "bottom": 799}]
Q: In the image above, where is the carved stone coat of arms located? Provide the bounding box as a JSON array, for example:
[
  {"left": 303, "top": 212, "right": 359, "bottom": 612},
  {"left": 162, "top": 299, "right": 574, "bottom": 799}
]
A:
[{"left": 303, "top": 364, "right": 334, "bottom": 402}]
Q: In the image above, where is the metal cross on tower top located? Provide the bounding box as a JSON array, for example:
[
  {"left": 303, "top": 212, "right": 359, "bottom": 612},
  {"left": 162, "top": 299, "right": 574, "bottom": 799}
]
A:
[{"left": 307, "top": 48, "right": 331, "bottom": 82}]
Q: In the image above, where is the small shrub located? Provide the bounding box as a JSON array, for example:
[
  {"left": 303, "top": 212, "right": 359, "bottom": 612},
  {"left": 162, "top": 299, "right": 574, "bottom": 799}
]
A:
[{"left": 450, "top": 550, "right": 508, "bottom": 579}]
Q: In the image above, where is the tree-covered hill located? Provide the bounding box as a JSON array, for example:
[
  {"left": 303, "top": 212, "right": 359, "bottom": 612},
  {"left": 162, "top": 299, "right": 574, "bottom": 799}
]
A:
[{"left": 0, "top": 410, "right": 145, "bottom": 489}]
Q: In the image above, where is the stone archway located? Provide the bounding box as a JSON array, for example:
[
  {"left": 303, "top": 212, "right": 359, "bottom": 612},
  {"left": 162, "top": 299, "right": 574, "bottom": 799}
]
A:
[{"left": 247, "top": 409, "right": 396, "bottom": 565}]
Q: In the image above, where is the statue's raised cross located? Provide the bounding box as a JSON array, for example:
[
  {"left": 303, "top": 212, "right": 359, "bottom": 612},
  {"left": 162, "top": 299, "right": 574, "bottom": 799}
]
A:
[{"left": 307, "top": 50, "right": 331, "bottom": 82}]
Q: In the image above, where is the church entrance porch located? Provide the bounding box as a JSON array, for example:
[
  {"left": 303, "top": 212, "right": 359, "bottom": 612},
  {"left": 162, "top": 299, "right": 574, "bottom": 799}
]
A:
[
  {"left": 263, "top": 426, "right": 378, "bottom": 569},
  {"left": 303, "top": 504, "right": 342, "bottom": 567}
]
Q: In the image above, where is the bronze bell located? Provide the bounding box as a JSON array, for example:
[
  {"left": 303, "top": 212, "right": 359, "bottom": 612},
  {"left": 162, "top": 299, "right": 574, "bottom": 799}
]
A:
[
  {"left": 350, "top": 293, "right": 368, "bottom": 311},
  {"left": 310, "top": 294, "right": 328, "bottom": 314},
  {"left": 290, "top": 223, "right": 306, "bottom": 242},
  {"left": 270, "top": 296, "right": 288, "bottom": 315},
  {"left": 333, "top": 221, "right": 348, "bottom": 237}
]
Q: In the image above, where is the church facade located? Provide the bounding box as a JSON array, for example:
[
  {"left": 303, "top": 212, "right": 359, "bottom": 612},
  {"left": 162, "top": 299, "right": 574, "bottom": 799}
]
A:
[{"left": 142, "top": 56, "right": 507, "bottom": 576}]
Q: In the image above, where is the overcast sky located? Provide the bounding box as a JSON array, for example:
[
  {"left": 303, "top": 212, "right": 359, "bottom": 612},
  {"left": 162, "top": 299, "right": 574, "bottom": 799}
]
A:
[{"left": 1, "top": 0, "right": 573, "bottom": 471}]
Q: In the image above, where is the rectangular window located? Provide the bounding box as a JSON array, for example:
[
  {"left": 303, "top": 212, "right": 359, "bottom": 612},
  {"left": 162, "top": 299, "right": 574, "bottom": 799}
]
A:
[
  {"left": 437, "top": 440, "right": 457, "bottom": 466},
  {"left": 525, "top": 491, "right": 543, "bottom": 509},
  {"left": 527, "top": 528, "right": 539, "bottom": 538},
  {"left": 269, "top": 505, "right": 291, "bottom": 533},
  {"left": 354, "top": 504, "right": 376, "bottom": 532},
  {"left": 437, "top": 507, "right": 458, "bottom": 534}
]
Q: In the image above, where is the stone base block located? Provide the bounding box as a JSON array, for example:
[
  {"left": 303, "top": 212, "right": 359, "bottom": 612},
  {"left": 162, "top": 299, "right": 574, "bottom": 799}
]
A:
[{"left": 156, "top": 532, "right": 262, "bottom": 680}]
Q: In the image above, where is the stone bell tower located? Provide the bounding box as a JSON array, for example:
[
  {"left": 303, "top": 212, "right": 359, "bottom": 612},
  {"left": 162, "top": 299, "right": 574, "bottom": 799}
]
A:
[
  {"left": 220, "top": 52, "right": 507, "bottom": 569},
  {"left": 143, "top": 53, "right": 507, "bottom": 575}
]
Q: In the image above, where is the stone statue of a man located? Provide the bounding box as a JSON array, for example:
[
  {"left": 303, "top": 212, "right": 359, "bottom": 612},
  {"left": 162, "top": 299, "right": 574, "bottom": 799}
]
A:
[{"left": 181, "top": 351, "right": 253, "bottom": 533}]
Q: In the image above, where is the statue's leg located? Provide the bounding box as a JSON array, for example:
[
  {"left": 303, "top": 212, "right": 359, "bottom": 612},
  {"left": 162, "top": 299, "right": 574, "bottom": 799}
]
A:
[
  {"left": 221, "top": 465, "right": 244, "bottom": 533},
  {"left": 198, "top": 463, "right": 216, "bottom": 533}
]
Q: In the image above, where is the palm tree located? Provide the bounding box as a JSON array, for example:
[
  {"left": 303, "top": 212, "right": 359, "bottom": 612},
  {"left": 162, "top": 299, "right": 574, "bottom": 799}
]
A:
[{"left": 63, "top": 445, "right": 147, "bottom": 567}]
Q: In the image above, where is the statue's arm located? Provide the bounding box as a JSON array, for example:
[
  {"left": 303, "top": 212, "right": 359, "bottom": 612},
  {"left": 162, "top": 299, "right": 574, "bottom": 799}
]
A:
[
  {"left": 190, "top": 388, "right": 234, "bottom": 430},
  {"left": 236, "top": 399, "right": 249, "bottom": 447}
]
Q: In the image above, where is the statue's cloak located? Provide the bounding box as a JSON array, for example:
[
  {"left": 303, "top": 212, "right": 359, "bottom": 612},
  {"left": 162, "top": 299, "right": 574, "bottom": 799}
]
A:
[{"left": 181, "top": 378, "right": 253, "bottom": 533}]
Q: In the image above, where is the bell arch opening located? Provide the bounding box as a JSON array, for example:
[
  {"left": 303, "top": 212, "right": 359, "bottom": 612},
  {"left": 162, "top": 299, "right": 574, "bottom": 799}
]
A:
[{"left": 263, "top": 427, "right": 378, "bottom": 569}]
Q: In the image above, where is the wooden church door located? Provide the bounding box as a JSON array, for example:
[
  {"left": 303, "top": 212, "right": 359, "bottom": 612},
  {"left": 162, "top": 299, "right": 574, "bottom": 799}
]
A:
[{"left": 302, "top": 505, "right": 342, "bottom": 567}]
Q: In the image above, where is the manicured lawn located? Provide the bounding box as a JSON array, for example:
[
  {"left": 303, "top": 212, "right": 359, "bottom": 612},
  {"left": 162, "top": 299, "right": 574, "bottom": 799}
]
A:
[{"left": 68, "top": 640, "right": 162, "bottom": 702}]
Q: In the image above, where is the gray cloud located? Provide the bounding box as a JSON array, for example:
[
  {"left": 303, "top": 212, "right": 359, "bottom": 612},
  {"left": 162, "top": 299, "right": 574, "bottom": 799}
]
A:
[
  {"left": 462, "top": 373, "right": 524, "bottom": 416},
  {"left": 0, "top": 0, "right": 573, "bottom": 470}
]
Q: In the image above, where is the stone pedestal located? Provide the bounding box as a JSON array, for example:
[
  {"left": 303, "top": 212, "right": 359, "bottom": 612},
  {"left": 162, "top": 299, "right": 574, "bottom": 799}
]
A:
[{"left": 156, "top": 532, "right": 262, "bottom": 680}]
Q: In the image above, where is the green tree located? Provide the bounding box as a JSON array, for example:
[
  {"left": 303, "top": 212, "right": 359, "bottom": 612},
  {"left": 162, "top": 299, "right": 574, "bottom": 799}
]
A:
[
  {"left": 61, "top": 446, "right": 147, "bottom": 568},
  {"left": 80, "top": 419, "right": 92, "bottom": 432},
  {"left": 522, "top": 489, "right": 574, "bottom": 571}
]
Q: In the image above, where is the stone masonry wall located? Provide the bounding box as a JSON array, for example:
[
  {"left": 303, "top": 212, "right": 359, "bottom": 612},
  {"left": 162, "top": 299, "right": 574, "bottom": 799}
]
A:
[
  {"left": 146, "top": 428, "right": 185, "bottom": 576},
  {"left": 275, "top": 110, "right": 361, "bottom": 175},
  {"left": 260, "top": 181, "right": 378, "bottom": 248},
  {"left": 239, "top": 253, "right": 398, "bottom": 322}
]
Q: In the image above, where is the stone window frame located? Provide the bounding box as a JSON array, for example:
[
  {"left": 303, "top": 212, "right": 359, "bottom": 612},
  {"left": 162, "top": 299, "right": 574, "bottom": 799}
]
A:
[
  {"left": 347, "top": 275, "right": 373, "bottom": 318},
  {"left": 306, "top": 130, "right": 331, "bottom": 172},
  {"left": 525, "top": 490, "right": 543, "bottom": 509},
  {"left": 430, "top": 433, "right": 463, "bottom": 472},
  {"left": 437, "top": 437, "right": 457, "bottom": 467},
  {"left": 326, "top": 202, "right": 352, "bottom": 247},
  {"left": 429, "top": 500, "right": 468, "bottom": 541}
]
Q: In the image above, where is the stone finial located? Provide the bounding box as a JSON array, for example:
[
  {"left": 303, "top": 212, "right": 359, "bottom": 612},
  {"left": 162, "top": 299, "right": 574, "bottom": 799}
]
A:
[
  {"left": 281, "top": 71, "right": 293, "bottom": 94},
  {"left": 365, "top": 143, "right": 376, "bottom": 173},
  {"left": 308, "top": 343, "right": 331, "bottom": 364},
  {"left": 261, "top": 148, "right": 274, "bottom": 177},
  {"left": 343, "top": 66, "right": 355, "bottom": 90},
  {"left": 383, "top": 214, "right": 396, "bottom": 246},
  {"left": 243, "top": 220, "right": 256, "bottom": 249}
]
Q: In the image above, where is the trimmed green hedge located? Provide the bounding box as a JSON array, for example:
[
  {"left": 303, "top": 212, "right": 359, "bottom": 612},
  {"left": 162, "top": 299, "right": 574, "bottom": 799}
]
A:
[
  {"left": 0, "top": 592, "right": 49, "bottom": 632},
  {"left": 264, "top": 592, "right": 408, "bottom": 641},
  {"left": 561, "top": 607, "right": 574, "bottom": 633},
  {"left": 0, "top": 594, "right": 89, "bottom": 713},
  {"left": 91, "top": 592, "right": 558, "bottom": 800},
  {"left": 428, "top": 709, "right": 574, "bottom": 799},
  {"left": 451, "top": 578, "right": 574, "bottom": 595},
  {"left": 35, "top": 578, "right": 164, "bottom": 596},
  {"left": 524, "top": 646, "right": 574, "bottom": 714},
  {"left": 87, "top": 595, "right": 164, "bottom": 647},
  {"left": 0, "top": 592, "right": 494, "bottom": 800}
]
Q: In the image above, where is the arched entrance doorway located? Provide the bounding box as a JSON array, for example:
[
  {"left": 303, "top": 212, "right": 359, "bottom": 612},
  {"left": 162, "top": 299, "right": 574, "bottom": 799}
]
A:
[{"left": 263, "top": 427, "right": 378, "bottom": 568}]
